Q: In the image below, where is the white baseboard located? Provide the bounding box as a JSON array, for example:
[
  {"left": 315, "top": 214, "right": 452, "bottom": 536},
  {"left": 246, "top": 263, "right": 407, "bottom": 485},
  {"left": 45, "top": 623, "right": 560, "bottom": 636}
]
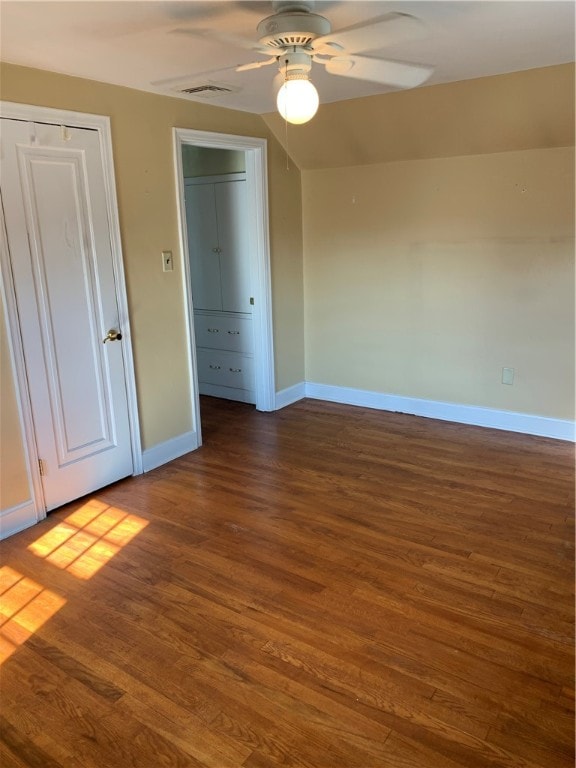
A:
[
  {"left": 142, "top": 430, "right": 199, "bottom": 473},
  {"left": 0, "top": 499, "right": 40, "bottom": 540},
  {"left": 275, "top": 382, "right": 307, "bottom": 410},
  {"left": 275, "top": 381, "right": 575, "bottom": 441}
]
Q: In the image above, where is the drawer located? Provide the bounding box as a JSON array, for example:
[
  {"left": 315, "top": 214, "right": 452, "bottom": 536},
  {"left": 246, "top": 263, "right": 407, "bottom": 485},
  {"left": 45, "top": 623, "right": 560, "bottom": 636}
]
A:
[
  {"left": 197, "top": 349, "right": 254, "bottom": 391},
  {"left": 194, "top": 312, "right": 253, "bottom": 353}
]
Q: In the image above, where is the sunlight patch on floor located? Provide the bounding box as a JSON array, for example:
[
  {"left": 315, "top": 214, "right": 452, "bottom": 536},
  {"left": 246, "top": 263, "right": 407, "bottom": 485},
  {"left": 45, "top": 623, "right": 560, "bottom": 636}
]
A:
[
  {"left": 0, "top": 500, "right": 148, "bottom": 664},
  {"left": 0, "top": 565, "right": 66, "bottom": 664},
  {"left": 27, "top": 499, "right": 149, "bottom": 580}
]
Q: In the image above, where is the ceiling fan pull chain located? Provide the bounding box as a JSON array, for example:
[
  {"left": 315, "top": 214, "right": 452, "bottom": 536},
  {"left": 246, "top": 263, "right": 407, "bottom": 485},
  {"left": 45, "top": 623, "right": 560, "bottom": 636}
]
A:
[{"left": 284, "top": 59, "right": 290, "bottom": 171}]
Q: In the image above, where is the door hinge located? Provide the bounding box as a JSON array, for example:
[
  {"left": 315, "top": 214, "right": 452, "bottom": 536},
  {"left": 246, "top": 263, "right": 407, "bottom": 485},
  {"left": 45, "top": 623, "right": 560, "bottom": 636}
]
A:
[{"left": 38, "top": 458, "right": 46, "bottom": 476}]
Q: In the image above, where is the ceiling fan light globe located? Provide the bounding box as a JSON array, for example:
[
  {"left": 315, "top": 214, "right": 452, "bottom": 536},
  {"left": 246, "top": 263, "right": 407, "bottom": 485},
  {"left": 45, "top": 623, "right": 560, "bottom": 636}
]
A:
[{"left": 276, "top": 78, "right": 319, "bottom": 124}]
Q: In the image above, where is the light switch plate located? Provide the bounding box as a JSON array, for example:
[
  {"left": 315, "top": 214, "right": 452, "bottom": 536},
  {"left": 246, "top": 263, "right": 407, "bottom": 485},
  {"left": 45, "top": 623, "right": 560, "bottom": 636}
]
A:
[{"left": 162, "top": 251, "right": 173, "bottom": 272}]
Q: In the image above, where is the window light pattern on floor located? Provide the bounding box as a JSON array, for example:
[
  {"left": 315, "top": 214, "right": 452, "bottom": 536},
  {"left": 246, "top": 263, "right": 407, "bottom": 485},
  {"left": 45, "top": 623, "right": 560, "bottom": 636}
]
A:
[
  {"left": 0, "top": 566, "right": 66, "bottom": 664},
  {"left": 0, "top": 501, "right": 148, "bottom": 665},
  {"left": 27, "top": 500, "right": 148, "bottom": 580}
]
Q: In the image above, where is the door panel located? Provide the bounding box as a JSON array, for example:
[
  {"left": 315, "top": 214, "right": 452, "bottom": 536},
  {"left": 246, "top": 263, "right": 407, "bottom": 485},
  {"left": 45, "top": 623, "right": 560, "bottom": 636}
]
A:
[
  {"left": 21, "top": 147, "right": 114, "bottom": 460},
  {"left": 185, "top": 182, "right": 222, "bottom": 311},
  {"left": 216, "top": 180, "right": 252, "bottom": 314},
  {"left": 1, "top": 118, "right": 133, "bottom": 511}
]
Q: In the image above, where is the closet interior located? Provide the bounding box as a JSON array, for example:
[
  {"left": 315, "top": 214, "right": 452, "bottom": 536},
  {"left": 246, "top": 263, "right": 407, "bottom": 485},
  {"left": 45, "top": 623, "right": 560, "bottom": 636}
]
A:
[{"left": 183, "top": 145, "right": 256, "bottom": 409}]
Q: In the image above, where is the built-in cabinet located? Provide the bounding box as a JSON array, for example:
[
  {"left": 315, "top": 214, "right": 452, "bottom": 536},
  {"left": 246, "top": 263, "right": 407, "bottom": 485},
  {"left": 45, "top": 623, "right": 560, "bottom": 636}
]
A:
[{"left": 185, "top": 173, "right": 255, "bottom": 404}]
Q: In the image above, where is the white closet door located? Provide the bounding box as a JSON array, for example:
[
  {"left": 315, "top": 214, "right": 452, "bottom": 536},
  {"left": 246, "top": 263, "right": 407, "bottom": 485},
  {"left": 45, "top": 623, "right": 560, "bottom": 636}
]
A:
[
  {"left": 216, "top": 180, "right": 252, "bottom": 314},
  {"left": 1, "top": 118, "right": 133, "bottom": 512},
  {"left": 185, "top": 182, "right": 222, "bottom": 311}
]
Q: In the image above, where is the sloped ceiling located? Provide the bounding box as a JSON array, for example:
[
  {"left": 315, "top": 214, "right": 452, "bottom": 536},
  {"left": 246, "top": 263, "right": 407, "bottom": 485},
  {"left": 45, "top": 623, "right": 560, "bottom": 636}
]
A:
[{"left": 262, "top": 63, "right": 575, "bottom": 169}]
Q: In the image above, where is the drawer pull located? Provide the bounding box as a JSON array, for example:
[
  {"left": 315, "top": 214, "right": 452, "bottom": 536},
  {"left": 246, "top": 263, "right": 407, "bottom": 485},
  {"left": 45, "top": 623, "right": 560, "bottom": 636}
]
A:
[
  {"left": 227, "top": 330, "right": 240, "bottom": 335},
  {"left": 209, "top": 364, "right": 221, "bottom": 370},
  {"left": 229, "top": 367, "right": 242, "bottom": 373},
  {"left": 207, "top": 328, "right": 219, "bottom": 333}
]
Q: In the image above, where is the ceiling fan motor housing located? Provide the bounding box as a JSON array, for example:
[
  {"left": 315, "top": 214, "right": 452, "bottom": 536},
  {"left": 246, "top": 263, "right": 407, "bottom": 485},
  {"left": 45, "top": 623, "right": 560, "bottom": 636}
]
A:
[
  {"left": 277, "top": 48, "right": 313, "bottom": 78},
  {"left": 257, "top": 11, "right": 331, "bottom": 50}
]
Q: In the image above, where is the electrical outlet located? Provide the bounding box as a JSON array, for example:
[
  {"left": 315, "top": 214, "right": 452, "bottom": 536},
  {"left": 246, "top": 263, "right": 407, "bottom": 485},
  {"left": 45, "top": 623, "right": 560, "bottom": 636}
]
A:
[
  {"left": 162, "top": 250, "right": 173, "bottom": 272},
  {"left": 502, "top": 367, "right": 514, "bottom": 385}
]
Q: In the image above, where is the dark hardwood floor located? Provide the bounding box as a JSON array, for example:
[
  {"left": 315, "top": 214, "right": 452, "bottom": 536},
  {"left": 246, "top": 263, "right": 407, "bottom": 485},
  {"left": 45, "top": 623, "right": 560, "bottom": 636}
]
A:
[{"left": 1, "top": 396, "right": 574, "bottom": 767}]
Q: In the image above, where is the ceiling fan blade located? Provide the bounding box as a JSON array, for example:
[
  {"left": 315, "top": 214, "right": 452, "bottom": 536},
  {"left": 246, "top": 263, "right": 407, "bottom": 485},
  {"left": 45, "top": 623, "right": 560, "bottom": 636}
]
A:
[
  {"left": 151, "top": 64, "right": 241, "bottom": 89},
  {"left": 312, "top": 12, "right": 427, "bottom": 56},
  {"left": 171, "top": 27, "right": 270, "bottom": 56},
  {"left": 324, "top": 55, "right": 433, "bottom": 89},
  {"left": 236, "top": 57, "right": 278, "bottom": 72}
]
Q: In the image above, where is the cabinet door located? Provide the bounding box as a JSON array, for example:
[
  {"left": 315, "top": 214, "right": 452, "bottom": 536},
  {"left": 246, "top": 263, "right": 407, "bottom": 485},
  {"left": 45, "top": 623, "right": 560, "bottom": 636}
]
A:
[
  {"left": 185, "top": 183, "right": 222, "bottom": 310},
  {"left": 216, "top": 181, "right": 252, "bottom": 314}
]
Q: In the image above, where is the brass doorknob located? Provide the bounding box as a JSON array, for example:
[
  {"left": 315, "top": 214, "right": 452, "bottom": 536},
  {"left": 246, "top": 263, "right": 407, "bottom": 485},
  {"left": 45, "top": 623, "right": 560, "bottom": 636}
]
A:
[{"left": 103, "top": 329, "right": 122, "bottom": 343}]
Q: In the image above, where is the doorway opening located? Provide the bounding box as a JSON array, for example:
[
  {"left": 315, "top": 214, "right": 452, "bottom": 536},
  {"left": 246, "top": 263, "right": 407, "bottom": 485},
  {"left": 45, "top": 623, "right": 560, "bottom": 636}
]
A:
[{"left": 173, "top": 129, "right": 274, "bottom": 446}]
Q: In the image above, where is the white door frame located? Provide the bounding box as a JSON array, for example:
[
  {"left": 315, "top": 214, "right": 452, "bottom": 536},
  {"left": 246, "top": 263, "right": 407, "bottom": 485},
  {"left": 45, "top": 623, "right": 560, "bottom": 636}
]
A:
[
  {"left": 173, "top": 128, "right": 275, "bottom": 444},
  {"left": 0, "top": 101, "right": 142, "bottom": 527}
]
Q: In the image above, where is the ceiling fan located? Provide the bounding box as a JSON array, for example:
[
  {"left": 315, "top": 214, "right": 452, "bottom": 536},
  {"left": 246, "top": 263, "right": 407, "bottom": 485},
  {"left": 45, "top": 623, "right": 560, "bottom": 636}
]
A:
[{"left": 175, "top": 1, "right": 433, "bottom": 124}]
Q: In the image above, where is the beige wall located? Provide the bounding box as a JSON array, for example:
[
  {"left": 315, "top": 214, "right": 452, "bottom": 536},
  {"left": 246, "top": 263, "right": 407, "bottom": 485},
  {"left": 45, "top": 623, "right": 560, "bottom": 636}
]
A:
[
  {"left": 302, "top": 147, "right": 575, "bottom": 418},
  {"left": 0, "top": 63, "right": 304, "bottom": 510},
  {"left": 299, "top": 64, "right": 574, "bottom": 420},
  {"left": 0, "top": 295, "right": 31, "bottom": 508},
  {"left": 266, "top": 141, "right": 305, "bottom": 389}
]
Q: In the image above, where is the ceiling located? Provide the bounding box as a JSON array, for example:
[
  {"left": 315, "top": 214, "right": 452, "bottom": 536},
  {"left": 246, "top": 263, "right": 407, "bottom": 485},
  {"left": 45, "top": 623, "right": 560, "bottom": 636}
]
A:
[{"left": 1, "top": 1, "right": 574, "bottom": 115}]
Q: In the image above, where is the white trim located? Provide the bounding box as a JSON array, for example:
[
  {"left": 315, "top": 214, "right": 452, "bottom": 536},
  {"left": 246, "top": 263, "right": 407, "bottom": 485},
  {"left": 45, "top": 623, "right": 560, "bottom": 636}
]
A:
[
  {"left": 275, "top": 382, "right": 307, "bottom": 410},
  {"left": 304, "top": 382, "right": 575, "bottom": 441},
  {"left": 142, "top": 430, "right": 198, "bottom": 473},
  {"left": 274, "top": 381, "right": 575, "bottom": 441},
  {"left": 0, "top": 102, "right": 117, "bottom": 132},
  {"left": 173, "top": 128, "right": 275, "bottom": 448},
  {"left": 0, "top": 500, "right": 39, "bottom": 540},
  {"left": 92, "top": 110, "right": 143, "bottom": 475},
  {"left": 173, "top": 137, "right": 203, "bottom": 446},
  {"left": 0, "top": 170, "right": 46, "bottom": 524},
  {"left": 245, "top": 142, "right": 275, "bottom": 411},
  {"left": 0, "top": 101, "right": 143, "bottom": 519}
]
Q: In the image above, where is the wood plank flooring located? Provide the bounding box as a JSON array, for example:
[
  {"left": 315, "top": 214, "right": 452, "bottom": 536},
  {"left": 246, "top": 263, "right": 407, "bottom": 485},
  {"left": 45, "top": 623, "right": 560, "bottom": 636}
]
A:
[{"left": 1, "top": 396, "right": 574, "bottom": 767}]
